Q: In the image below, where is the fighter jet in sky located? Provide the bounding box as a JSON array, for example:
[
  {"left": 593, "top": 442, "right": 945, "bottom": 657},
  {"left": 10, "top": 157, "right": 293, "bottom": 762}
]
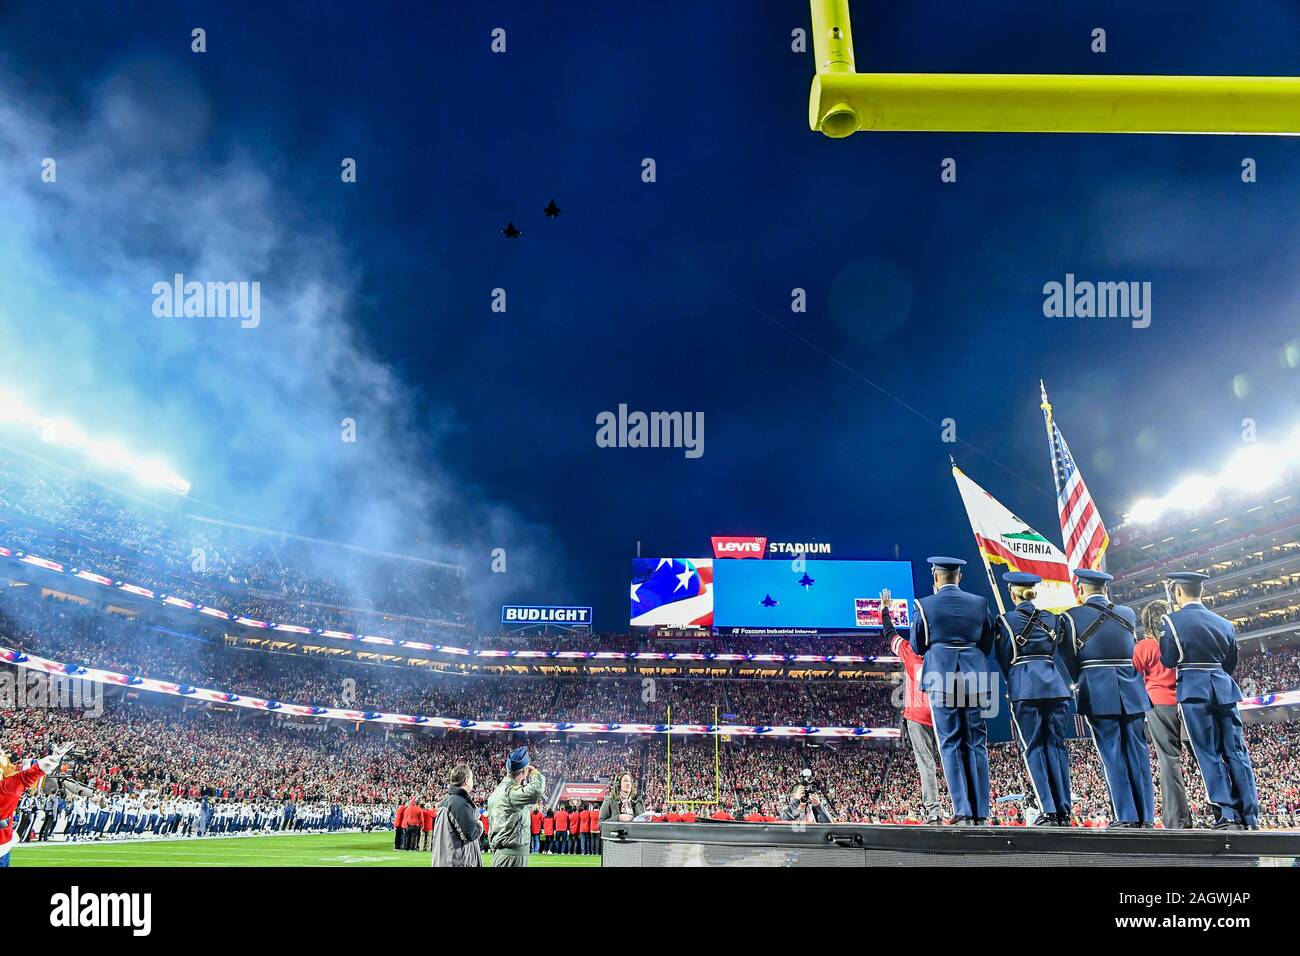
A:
[
  {"left": 502, "top": 221, "right": 521, "bottom": 238},
  {"left": 798, "top": 573, "right": 816, "bottom": 589},
  {"left": 544, "top": 199, "right": 561, "bottom": 218},
  {"left": 760, "top": 593, "right": 778, "bottom": 607}
]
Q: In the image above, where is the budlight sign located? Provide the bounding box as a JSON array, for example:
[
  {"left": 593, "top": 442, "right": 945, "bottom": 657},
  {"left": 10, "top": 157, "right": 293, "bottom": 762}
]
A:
[{"left": 501, "top": 605, "right": 593, "bottom": 627}]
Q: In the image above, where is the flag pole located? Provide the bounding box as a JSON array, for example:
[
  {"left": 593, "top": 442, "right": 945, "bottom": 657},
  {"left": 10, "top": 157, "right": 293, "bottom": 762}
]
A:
[
  {"left": 952, "top": 455, "right": 1007, "bottom": 615},
  {"left": 1039, "top": 380, "right": 1061, "bottom": 498}
]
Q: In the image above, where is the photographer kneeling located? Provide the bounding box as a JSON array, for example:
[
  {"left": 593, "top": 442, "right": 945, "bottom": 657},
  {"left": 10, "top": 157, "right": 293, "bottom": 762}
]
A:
[{"left": 781, "top": 771, "right": 833, "bottom": 824}]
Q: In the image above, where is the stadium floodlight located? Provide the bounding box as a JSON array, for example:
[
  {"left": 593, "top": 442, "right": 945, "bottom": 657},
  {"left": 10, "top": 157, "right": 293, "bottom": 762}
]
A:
[
  {"left": 1127, "top": 498, "right": 1166, "bottom": 525},
  {"left": 0, "top": 390, "right": 37, "bottom": 426},
  {"left": 1222, "top": 445, "right": 1284, "bottom": 494},
  {"left": 1166, "top": 475, "right": 1218, "bottom": 512},
  {"left": 0, "top": 389, "right": 191, "bottom": 496},
  {"left": 808, "top": 0, "right": 1300, "bottom": 137}
]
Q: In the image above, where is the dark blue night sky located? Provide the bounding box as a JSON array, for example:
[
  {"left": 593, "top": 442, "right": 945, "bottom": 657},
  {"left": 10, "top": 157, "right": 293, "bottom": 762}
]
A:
[{"left": 4, "top": 1, "right": 1300, "bottom": 628}]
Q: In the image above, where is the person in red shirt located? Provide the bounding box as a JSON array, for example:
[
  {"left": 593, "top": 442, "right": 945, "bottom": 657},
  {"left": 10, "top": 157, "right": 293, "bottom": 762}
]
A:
[
  {"left": 709, "top": 808, "right": 731, "bottom": 821},
  {"left": 1137, "top": 600, "right": 1190, "bottom": 829},
  {"left": 2, "top": 743, "right": 72, "bottom": 868},
  {"left": 530, "top": 805, "right": 543, "bottom": 855},
  {"left": 542, "top": 809, "right": 555, "bottom": 853},
  {"left": 665, "top": 810, "right": 682, "bottom": 823},
  {"left": 554, "top": 805, "right": 568, "bottom": 855},
  {"left": 394, "top": 802, "right": 407, "bottom": 850},
  {"left": 567, "top": 800, "right": 580, "bottom": 854},
  {"left": 403, "top": 795, "right": 423, "bottom": 851},
  {"left": 889, "top": 611, "right": 942, "bottom": 824},
  {"left": 577, "top": 803, "right": 591, "bottom": 854},
  {"left": 421, "top": 805, "right": 434, "bottom": 852}
]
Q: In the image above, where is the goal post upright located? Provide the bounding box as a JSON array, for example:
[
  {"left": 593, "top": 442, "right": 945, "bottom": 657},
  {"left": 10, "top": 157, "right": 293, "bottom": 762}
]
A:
[{"left": 665, "top": 704, "right": 722, "bottom": 807}]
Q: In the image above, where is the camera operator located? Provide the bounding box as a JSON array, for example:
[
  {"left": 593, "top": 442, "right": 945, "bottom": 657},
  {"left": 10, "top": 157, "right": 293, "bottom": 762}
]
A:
[{"left": 781, "top": 770, "right": 833, "bottom": 824}]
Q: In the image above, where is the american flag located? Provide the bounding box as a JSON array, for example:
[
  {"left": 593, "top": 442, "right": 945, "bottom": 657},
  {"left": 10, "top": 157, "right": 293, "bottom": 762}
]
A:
[{"left": 1041, "top": 382, "right": 1108, "bottom": 572}]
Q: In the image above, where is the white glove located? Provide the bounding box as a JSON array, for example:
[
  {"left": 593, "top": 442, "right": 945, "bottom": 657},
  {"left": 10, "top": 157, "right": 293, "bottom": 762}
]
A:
[{"left": 37, "top": 742, "right": 74, "bottom": 775}]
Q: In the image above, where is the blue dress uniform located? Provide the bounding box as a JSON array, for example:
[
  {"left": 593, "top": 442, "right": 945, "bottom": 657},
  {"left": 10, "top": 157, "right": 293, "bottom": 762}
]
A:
[
  {"left": 903, "top": 557, "right": 996, "bottom": 824},
  {"left": 1158, "top": 572, "right": 1259, "bottom": 828},
  {"left": 995, "top": 572, "right": 1073, "bottom": 824},
  {"left": 1058, "top": 569, "right": 1154, "bottom": 827}
]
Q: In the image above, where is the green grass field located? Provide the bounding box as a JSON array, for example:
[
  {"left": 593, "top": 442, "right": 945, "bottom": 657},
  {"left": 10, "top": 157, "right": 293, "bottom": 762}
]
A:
[{"left": 11, "top": 831, "right": 601, "bottom": 867}]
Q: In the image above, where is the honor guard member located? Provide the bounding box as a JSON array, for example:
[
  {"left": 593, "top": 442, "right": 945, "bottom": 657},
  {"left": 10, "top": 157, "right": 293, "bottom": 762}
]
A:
[
  {"left": 994, "top": 572, "right": 1073, "bottom": 826},
  {"left": 1158, "top": 571, "right": 1259, "bottom": 829},
  {"left": 882, "top": 557, "right": 995, "bottom": 825},
  {"left": 1058, "top": 568, "right": 1155, "bottom": 828}
]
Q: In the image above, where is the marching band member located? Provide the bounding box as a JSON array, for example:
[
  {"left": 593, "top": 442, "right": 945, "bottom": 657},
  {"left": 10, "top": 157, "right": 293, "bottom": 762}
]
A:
[
  {"left": 1158, "top": 571, "right": 1259, "bottom": 829},
  {"left": 995, "top": 572, "right": 1073, "bottom": 826},
  {"left": 0, "top": 742, "right": 73, "bottom": 867}
]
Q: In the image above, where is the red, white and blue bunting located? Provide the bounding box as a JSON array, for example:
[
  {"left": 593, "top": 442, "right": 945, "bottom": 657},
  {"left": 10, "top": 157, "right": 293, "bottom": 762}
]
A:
[
  {"left": 0, "top": 546, "right": 902, "bottom": 667},
  {"left": 0, "top": 643, "right": 904, "bottom": 738}
]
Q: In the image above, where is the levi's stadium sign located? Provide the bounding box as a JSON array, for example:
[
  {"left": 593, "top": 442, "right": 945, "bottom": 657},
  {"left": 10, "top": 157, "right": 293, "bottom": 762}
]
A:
[
  {"left": 711, "top": 535, "right": 767, "bottom": 558},
  {"left": 712, "top": 536, "right": 832, "bottom": 558},
  {"left": 501, "top": 605, "right": 593, "bottom": 625},
  {"left": 560, "top": 782, "right": 607, "bottom": 802}
]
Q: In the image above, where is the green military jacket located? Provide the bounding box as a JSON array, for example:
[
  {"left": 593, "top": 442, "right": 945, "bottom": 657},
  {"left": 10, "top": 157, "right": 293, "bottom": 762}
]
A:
[{"left": 486, "top": 770, "right": 546, "bottom": 849}]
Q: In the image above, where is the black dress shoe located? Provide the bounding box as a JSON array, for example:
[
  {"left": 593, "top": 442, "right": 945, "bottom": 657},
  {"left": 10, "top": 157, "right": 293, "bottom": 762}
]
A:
[
  {"left": 1033, "top": 816, "right": 1059, "bottom": 827},
  {"left": 969, "top": 818, "right": 987, "bottom": 827},
  {"left": 1056, "top": 815, "right": 1073, "bottom": 827},
  {"left": 1107, "top": 821, "right": 1136, "bottom": 829},
  {"left": 946, "top": 815, "right": 969, "bottom": 826}
]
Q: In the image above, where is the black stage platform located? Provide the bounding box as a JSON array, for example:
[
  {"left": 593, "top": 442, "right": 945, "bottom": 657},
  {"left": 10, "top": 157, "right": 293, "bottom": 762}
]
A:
[{"left": 599, "top": 820, "right": 1300, "bottom": 867}]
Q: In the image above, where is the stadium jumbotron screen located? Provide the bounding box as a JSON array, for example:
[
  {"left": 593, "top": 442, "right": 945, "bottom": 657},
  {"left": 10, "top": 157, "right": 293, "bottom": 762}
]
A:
[
  {"left": 713, "top": 559, "right": 914, "bottom": 633},
  {"left": 630, "top": 557, "right": 913, "bottom": 632}
]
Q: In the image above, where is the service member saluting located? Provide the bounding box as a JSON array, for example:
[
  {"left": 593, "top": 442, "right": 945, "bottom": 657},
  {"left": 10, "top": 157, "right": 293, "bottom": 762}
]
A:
[
  {"left": 1058, "top": 568, "right": 1154, "bottom": 828},
  {"left": 1157, "top": 571, "right": 1259, "bottom": 830},
  {"left": 994, "top": 571, "right": 1073, "bottom": 827},
  {"left": 882, "top": 556, "right": 995, "bottom": 826}
]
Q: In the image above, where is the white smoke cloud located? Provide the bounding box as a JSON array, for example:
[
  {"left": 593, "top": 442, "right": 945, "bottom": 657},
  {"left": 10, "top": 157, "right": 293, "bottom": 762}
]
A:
[{"left": 0, "top": 54, "right": 558, "bottom": 623}]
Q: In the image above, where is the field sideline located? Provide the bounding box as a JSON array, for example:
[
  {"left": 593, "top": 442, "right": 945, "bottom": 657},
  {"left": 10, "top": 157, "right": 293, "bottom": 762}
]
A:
[{"left": 11, "top": 831, "right": 601, "bottom": 867}]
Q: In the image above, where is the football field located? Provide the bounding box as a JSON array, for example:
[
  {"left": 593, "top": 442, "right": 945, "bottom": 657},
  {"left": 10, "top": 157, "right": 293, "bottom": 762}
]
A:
[{"left": 11, "top": 831, "right": 601, "bottom": 867}]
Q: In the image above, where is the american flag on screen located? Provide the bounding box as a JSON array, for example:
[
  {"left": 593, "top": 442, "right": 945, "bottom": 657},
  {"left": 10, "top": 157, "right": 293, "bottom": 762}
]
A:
[{"left": 1041, "top": 382, "right": 1108, "bottom": 572}]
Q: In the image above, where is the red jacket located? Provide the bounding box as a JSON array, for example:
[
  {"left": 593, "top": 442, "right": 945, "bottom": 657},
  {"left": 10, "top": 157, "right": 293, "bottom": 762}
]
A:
[
  {"left": 543, "top": 815, "right": 555, "bottom": 835},
  {"left": 421, "top": 808, "right": 434, "bottom": 831},
  {"left": 568, "top": 809, "right": 580, "bottom": 834},
  {"left": 555, "top": 808, "right": 569, "bottom": 831},
  {"left": 394, "top": 805, "right": 406, "bottom": 828},
  {"left": 1133, "top": 637, "right": 1177, "bottom": 706},
  {"left": 1, "top": 766, "right": 45, "bottom": 847},
  {"left": 531, "top": 810, "right": 543, "bottom": 835},
  {"left": 577, "top": 810, "right": 590, "bottom": 833},
  {"left": 891, "top": 634, "right": 933, "bottom": 726},
  {"left": 404, "top": 803, "right": 422, "bottom": 826}
]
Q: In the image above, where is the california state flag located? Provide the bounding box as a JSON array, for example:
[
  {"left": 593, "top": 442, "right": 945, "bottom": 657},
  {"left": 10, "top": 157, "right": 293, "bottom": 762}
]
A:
[{"left": 952, "top": 463, "right": 1077, "bottom": 612}]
